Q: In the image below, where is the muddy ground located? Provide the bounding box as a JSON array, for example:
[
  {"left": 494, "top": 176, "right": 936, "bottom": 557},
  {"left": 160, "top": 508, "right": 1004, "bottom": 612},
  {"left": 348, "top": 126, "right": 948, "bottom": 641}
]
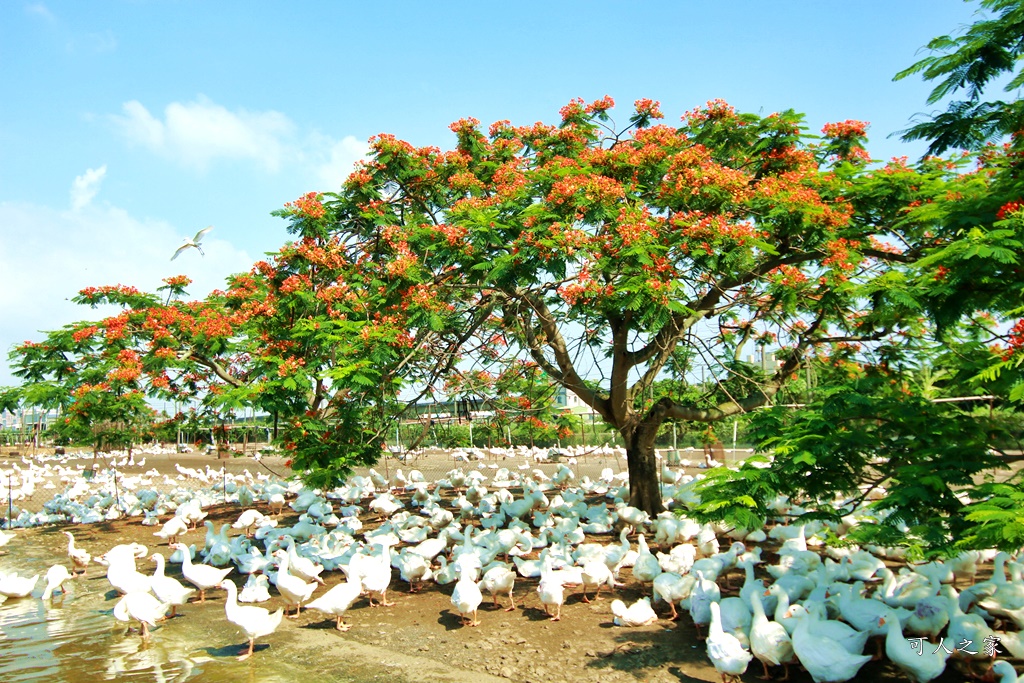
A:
[{"left": 7, "top": 493, "right": 1005, "bottom": 683}]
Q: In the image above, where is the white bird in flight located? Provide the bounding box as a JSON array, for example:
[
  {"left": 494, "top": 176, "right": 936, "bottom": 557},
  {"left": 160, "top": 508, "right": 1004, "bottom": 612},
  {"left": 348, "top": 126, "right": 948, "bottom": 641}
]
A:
[{"left": 171, "top": 226, "right": 213, "bottom": 261}]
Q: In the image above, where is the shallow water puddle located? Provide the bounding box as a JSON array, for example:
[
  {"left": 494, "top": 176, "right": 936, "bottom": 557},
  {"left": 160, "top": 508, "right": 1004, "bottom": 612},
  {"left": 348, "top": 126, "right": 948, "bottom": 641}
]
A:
[{"left": 0, "top": 539, "right": 319, "bottom": 683}]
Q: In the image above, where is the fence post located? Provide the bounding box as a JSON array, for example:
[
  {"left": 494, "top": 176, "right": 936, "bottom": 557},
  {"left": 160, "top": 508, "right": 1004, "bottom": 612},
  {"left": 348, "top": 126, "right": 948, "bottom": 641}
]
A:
[{"left": 112, "top": 468, "right": 121, "bottom": 517}]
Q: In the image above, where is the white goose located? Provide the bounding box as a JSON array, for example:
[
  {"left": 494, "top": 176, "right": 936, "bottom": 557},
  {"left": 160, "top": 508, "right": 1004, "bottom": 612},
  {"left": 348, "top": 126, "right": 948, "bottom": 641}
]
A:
[
  {"left": 481, "top": 565, "right": 516, "bottom": 611},
  {"left": 537, "top": 556, "right": 566, "bottom": 621},
  {"left": 285, "top": 538, "right": 325, "bottom": 585},
  {"left": 306, "top": 575, "right": 363, "bottom": 630},
  {"left": 113, "top": 591, "right": 170, "bottom": 639},
  {"left": 63, "top": 531, "right": 91, "bottom": 576},
  {"left": 611, "top": 597, "right": 657, "bottom": 626},
  {"left": 631, "top": 534, "right": 662, "bottom": 592},
  {"left": 171, "top": 542, "right": 231, "bottom": 602},
  {"left": 706, "top": 601, "right": 752, "bottom": 682},
  {"left": 882, "top": 608, "right": 950, "bottom": 683},
  {"left": 220, "top": 578, "right": 285, "bottom": 660},
  {"left": 149, "top": 553, "right": 195, "bottom": 617},
  {"left": 238, "top": 573, "right": 272, "bottom": 603},
  {"left": 41, "top": 565, "right": 72, "bottom": 601},
  {"left": 652, "top": 571, "right": 694, "bottom": 620},
  {"left": 788, "top": 605, "right": 872, "bottom": 683},
  {"left": 451, "top": 564, "right": 483, "bottom": 626},
  {"left": 153, "top": 516, "right": 189, "bottom": 545},
  {"left": 580, "top": 559, "right": 618, "bottom": 603},
  {"left": 748, "top": 589, "right": 794, "bottom": 681},
  {"left": 272, "top": 548, "right": 318, "bottom": 616}
]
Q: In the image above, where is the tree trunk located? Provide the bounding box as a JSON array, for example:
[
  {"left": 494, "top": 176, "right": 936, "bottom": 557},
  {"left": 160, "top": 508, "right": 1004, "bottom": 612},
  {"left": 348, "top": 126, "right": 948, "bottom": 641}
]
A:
[{"left": 624, "top": 420, "right": 664, "bottom": 515}]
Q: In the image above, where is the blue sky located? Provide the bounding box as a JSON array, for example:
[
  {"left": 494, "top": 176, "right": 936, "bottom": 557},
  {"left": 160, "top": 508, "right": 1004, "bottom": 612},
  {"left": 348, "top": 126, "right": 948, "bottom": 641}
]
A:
[{"left": 0, "top": 1, "right": 985, "bottom": 386}]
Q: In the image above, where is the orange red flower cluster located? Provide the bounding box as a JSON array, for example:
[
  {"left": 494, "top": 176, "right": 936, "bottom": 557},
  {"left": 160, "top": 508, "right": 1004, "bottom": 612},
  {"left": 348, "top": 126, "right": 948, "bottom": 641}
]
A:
[
  {"left": 997, "top": 200, "right": 1023, "bottom": 219},
  {"left": 821, "top": 120, "right": 869, "bottom": 138},
  {"left": 284, "top": 192, "right": 326, "bottom": 220}
]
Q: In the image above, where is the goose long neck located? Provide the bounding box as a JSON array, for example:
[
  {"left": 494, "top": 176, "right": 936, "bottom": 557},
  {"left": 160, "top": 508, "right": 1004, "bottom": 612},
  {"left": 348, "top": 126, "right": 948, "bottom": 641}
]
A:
[
  {"left": 223, "top": 581, "right": 237, "bottom": 610},
  {"left": 154, "top": 554, "right": 165, "bottom": 577},
  {"left": 750, "top": 591, "right": 766, "bottom": 622},
  {"left": 773, "top": 589, "right": 790, "bottom": 620}
]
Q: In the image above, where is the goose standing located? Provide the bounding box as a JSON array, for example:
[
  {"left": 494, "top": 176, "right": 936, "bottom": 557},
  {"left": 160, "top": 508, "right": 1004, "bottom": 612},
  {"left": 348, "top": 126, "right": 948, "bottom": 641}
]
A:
[
  {"left": 748, "top": 589, "right": 794, "bottom": 681},
  {"left": 580, "top": 559, "right": 618, "bottom": 603},
  {"left": 481, "top": 565, "right": 516, "bottom": 611},
  {"left": 451, "top": 564, "right": 483, "bottom": 626},
  {"left": 355, "top": 542, "right": 396, "bottom": 608},
  {"left": 631, "top": 534, "right": 662, "bottom": 593},
  {"left": 154, "top": 516, "right": 189, "bottom": 545},
  {"left": 272, "top": 548, "right": 318, "bottom": 616},
  {"left": 706, "top": 601, "right": 752, "bottom": 683},
  {"left": 220, "top": 578, "right": 284, "bottom": 660},
  {"left": 171, "top": 542, "right": 231, "bottom": 603},
  {"left": 882, "top": 608, "right": 950, "bottom": 683},
  {"left": 538, "top": 556, "right": 566, "bottom": 621},
  {"left": 113, "top": 591, "right": 170, "bottom": 640},
  {"left": 149, "top": 553, "right": 195, "bottom": 617},
  {"left": 41, "top": 565, "right": 72, "bottom": 601},
  {"left": 306, "top": 575, "right": 363, "bottom": 630},
  {"left": 788, "top": 605, "right": 872, "bottom": 683},
  {"left": 63, "top": 531, "right": 91, "bottom": 576}
]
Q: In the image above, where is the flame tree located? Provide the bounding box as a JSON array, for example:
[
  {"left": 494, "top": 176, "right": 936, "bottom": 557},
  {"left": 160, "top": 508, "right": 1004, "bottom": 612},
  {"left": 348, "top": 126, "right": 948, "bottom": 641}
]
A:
[{"left": 287, "top": 96, "right": 968, "bottom": 514}]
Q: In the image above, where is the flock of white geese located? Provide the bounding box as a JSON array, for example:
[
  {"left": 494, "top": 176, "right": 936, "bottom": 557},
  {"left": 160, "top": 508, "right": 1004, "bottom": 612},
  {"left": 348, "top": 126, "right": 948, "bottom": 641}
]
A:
[{"left": 1, "top": 444, "right": 1024, "bottom": 681}]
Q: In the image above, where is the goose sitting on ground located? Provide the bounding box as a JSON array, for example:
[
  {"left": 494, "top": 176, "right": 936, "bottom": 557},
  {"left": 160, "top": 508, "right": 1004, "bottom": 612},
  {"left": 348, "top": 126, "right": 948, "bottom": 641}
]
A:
[
  {"left": 220, "top": 579, "right": 284, "bottom": 661},
  {"left": 63, "top": 531, "right": 91, "bottom": 576},
  {"left": 451, "top": 564, "right": 483, "bottom": 627},
  {"left": 306, "top": 575, "right": 363, "bottom": 630},
  {"left": 149, "top": 553, "right": 195, "bottom": 617},
  {"left": 113, "top": 591, "right": 170, "bottom": 640},
  {"left": 171, "top": 542, "right": 231, "bottom": 603},
  {"left": 238, "top": 573, "right": 271, "bottom": 603},
  {"left": 611, "top": 597, "right": 657, "bottom": 626}
]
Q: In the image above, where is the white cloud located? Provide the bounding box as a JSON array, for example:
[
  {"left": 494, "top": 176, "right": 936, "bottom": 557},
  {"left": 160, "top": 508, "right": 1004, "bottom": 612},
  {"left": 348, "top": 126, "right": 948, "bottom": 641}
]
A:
[
  {"left": 110, "top": 97, "right": 295, "bottom": 172},
  {"left": 25, "top": 3, "right": 54, "bottom": 21},
  {"left": 0, "top": 187, "right": 255, "bottom": 387},
  {"left": 85, "top": 29, "right": 117, "bottom": 53},
  {"left": 314, "top": 135, "right": 370, "bottom": 191},
  {"left": 70, "top": 165, "right": 106, "bottom": 210}
]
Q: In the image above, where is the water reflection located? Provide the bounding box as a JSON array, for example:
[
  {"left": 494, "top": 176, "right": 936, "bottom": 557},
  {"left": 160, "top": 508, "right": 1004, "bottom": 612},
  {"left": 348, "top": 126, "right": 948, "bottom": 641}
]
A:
[{"left": 0, "top": 533, "right": 298, "bottom": 683}]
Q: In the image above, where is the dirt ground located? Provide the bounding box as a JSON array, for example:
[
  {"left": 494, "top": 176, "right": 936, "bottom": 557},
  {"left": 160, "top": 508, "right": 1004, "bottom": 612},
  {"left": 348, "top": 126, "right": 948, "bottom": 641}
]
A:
[{"left": 7, "top": 472, "right": 1002, "bottom": 683}]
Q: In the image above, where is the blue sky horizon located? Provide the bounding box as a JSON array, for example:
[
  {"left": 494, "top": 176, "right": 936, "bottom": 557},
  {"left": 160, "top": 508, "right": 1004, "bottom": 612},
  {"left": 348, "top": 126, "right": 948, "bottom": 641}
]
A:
[{"left": 0, "top": 1, "right": 987, "bottom": 386}]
